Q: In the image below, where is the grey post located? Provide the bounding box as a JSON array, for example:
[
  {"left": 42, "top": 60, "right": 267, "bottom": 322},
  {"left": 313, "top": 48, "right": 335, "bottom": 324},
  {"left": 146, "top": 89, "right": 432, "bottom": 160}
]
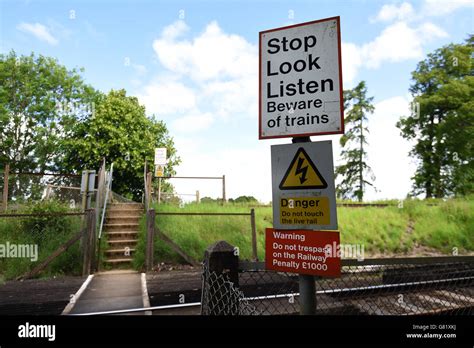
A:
[
  {"left": 250, "top": 208, "right": 258, "bottom": 261},
  {"left": 146, "top": 209, "right": 155, "bottom": 271},
  {"left": 202, "top": 241, "right": 239, "bottom": 315},
  {"left": 2, "top": 164, "right": 9, "bottom": 212},
  {"left": 222, "top": 175, "right": 226, "bottom": 204},
  {"left": 292, "top": 136, "right": 317, "bottom": 315},
  {"left": 157, "top": 177, "right": 161, "bottom": 204},
  {"left": 82, "top": 209, "right": 96, "bottom": 276},
  {"left": 81, "top": 170, "right": 90, "bottom": 212}
]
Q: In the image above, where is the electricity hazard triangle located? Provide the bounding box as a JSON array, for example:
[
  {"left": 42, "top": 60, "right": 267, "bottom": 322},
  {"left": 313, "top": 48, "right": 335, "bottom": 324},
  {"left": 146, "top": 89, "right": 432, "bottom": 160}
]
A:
[{"left": 279, "top": 148, "right": 328, "bottom": 190}]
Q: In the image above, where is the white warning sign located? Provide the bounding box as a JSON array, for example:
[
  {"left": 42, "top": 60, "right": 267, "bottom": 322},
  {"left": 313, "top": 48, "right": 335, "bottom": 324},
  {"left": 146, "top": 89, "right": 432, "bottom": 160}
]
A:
[{"left": 259, "top": 17, "right": 344, "bottom": 139}]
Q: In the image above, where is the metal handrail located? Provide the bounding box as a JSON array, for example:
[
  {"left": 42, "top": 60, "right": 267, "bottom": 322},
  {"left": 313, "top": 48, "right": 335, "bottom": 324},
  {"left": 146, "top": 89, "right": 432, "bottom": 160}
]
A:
[
  {"left": 143, "top": 162, "right": 149, "bottom": 210},
  {"left": 98, "top": 163, "right": 113, "bottom": 240},
  {"left": 95, "top": 163, "right": 113, "bottom": 271}
]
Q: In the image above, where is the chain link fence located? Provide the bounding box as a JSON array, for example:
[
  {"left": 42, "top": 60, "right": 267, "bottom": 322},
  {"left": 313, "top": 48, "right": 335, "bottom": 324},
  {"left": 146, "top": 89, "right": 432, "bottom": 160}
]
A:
[
  {"left": 1, "top": 171, "right": 88, "bottom": 211},
  {"left": 201, "top": 248, "right": 474, "bottom": 315}
]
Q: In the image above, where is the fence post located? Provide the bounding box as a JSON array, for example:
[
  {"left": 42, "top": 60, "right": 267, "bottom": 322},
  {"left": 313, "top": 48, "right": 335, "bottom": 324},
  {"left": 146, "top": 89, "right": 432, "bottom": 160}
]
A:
[
  {"left": 81, "top": 171, "right": 90, "bottom": 212},
  {"left": 158, "top": 178, "right": 161, "bottom": 205},
  {"left": 222, "top": 175, "right": 226, "bottom": 205},
  {"left": 3, "top": 164, "right": 9, "bottom": 212},
  {"left": 250, "top": 209, "right": 258, "bottom": 261},
  {"left": 146, "top": 172, "right": 152, "bottom": 209},
  {"left": 196, "top": 190, "right": 200, "bottom": 203},
  {"left": 82, "top": 209, "right": 96, "bottom": 276},
  {"left": 146, "top": 209, "right": 155, "bottom": 271},
  {"left": 201, "top": 241, "right": 239, "bottom": 315}
]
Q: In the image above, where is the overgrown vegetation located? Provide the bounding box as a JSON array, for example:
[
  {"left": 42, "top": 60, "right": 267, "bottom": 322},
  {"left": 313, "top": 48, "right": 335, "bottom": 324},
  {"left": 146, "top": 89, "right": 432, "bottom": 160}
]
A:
[
  {"left": 0, "top": 201, "right": 82, "bottom": 280},
  {"left": 397, "top": 36, "right": 473, "bottom": 198},
  {"left": 133, "top": 197, "right": 474, "bottom": 269}
]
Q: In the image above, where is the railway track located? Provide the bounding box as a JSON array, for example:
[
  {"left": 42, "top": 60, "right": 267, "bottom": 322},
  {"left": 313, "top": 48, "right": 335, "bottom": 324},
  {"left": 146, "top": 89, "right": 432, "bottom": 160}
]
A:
[{"left": 66, "top": 267, "right": 473, "bottom": 316}]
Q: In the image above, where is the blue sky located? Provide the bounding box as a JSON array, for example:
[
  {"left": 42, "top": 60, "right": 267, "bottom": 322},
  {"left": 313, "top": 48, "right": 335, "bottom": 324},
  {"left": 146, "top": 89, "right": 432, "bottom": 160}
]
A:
[{"left": 1, "top": 0, "right": 473, "bottom": 202}]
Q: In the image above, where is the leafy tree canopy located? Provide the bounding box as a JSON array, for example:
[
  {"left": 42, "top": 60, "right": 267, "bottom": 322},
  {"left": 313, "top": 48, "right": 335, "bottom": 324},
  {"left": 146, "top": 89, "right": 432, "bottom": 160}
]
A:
[
  {"left": 61, "top": 89, "right": 180, "bottom": 200},
  {"left": 397, "top": 36, "right": 473, "bottom": 197}
]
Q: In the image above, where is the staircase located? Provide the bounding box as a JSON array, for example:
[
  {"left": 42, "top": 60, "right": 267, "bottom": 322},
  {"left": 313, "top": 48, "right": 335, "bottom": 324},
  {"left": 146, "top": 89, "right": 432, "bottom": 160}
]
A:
[{"left": 104, "top": 203, "right": 143, "bottom": 268}]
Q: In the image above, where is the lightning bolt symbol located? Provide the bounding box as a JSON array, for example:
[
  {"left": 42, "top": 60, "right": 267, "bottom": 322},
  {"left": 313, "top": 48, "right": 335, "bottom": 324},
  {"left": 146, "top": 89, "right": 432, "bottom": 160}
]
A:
[{"left": 295, "top": 157, "right": 308, "bottom": 184}]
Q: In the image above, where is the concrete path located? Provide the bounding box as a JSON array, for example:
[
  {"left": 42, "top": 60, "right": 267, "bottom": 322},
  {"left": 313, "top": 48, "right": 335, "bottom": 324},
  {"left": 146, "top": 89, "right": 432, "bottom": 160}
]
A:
[{"left": 69, "top": 270, "right": 146, "bottom": 315}]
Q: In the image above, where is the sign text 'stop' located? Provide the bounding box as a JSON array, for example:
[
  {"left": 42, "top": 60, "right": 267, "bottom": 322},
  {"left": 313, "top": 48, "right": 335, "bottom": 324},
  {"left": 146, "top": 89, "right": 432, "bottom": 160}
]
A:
[{"left": 259, "top": 17, "right": 344, "bottom": 139}]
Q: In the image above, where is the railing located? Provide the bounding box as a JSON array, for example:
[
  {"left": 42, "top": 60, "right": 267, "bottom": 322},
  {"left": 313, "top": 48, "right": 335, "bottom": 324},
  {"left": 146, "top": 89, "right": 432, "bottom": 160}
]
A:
[
  {"left": 143, "top": 162, "right": 152, "bottom": 211},
  {"left": 96, "top": 163, "right": 113, "bottom": 270},
  {"left": 0, "top": 210, "right": 96, "bottom": 279},
  {"left": 144, "top": 209, "right": 259, "bottom": 271}
]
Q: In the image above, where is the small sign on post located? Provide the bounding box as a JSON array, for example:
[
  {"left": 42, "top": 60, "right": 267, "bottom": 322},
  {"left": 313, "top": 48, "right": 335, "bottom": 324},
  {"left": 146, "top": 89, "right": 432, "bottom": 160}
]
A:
[
  {"left": 259, "top": 16, "right": 343, "bottom": 139},
  {"left": 154, "top": 148, "right": 167, "bottom": 165},
  {"left": 271, "top": 141, "right": 337, "bottom": 230},
  {"left": 265, "top": 228, "right": 340, "bottom": 277},
  {"left": 154, "top": 148, "right": 167, "bottom": 178},
  {"left": 154, "top": 165, "right": 164, "bottom": 178}
]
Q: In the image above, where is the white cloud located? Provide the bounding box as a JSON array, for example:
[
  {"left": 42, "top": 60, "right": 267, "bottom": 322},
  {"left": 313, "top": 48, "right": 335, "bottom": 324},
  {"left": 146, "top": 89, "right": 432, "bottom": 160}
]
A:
[
  {"left": 362, "top": 22, "right": 423, "bottom": 68},
  {"left": 17, "top": 22, "right": 58, "bottom": 45},
  {"left": 343, "top": 21, "right": 448, "bottom": 83},
  {"left": 132, "top": 63, "right": 147, "bottom": 75},
  {"left": 422, "top": 0, "right": 474, "bottom": 16},
  {"left": 365, "top": 95, "right": 416, "bottom": 200},
  {"left": 137, "top": 80, "right": 197, "bottom": 115},
  {"left": 372, "top": 1, "right": 473, "bottom": 23},
  {"left": 202, "top": 76, "right": 257, "bottom": 119},
  {"left": 341, "top": 42, "right": 363, "bottom": 87},
  {"left": 171, "top": 112, "right": 214, "bottom": 133},
  {"left": 161, "top": 20, "right": 189, "bottom": 40},
  {"left": 417, "top": 22, "right": 450, "bottom": 40},
  {"left": 363, "top": 21, "right": 447, "bottom": 68},
  {"left": 371, "top": 2, "right": 415, "bottom": 23},
  {"left": 139, "top": 20, "right": 258, "bottom": 125},
  {"left": 153, "top": 20, "right": 257, "bottom": 82}
]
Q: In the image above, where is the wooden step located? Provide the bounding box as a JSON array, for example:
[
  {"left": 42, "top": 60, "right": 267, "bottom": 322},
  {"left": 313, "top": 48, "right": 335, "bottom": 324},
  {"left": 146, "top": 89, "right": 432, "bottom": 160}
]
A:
[
  {"left": 104, "top": 258, "right": 133, "bottom": 264},
  {"left": 106, "top": 216, "right": 141, "bottom": 224},
  {"left": 107, "top": 239, "right": 138, "bottom": 246},
  {"left": 109, "top": 203, "right": 143, "bottom": 210},
  {"left": 104, "top": 223, "right": 139, "bottom": 231},
  {"left": 105, "top": 248, "right": 136, "bottom": 258},
  {"left": 105, "top": 231, "right": 139, "bottom": 239},
  {"left": 107, "top": 210, "right": 143, "bottom": 218}
]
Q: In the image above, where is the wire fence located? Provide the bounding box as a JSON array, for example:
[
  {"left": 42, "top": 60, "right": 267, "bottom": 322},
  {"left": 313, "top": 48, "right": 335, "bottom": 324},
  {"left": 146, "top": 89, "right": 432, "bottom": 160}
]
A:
[
  {"left": 201, "top": 256, "right": 474, "bottom": 315},
  {"left": 1, "top": 170, "right": 91, "bottom": 211},
  {"left": 0, "top": 211, "right": 85, "bottom": 281}
]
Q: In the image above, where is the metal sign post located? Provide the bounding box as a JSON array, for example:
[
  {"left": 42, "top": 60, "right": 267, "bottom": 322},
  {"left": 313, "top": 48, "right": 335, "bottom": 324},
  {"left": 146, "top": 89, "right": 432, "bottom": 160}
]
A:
[
  {"left": 260, "top": 16, "right": 344, "bottom": 315},
  {"left": 293, "top": 136, "right": 315, "bottom": 315}
]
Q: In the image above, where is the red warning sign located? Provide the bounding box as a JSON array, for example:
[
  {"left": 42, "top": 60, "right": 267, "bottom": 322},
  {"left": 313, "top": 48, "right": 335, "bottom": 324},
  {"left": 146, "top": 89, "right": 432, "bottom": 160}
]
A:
[{"left": 265, "top": 228, "right": 341, "bottom": 277}]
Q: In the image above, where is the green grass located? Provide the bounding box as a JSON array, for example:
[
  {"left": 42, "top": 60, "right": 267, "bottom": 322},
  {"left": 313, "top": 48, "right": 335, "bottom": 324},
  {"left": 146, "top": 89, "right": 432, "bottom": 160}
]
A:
[
  {"left": 0, "top": 201, "right": 83, "bottom": 280},
  {"left": 132, "top": 197, "right": 474, "bottom": 270}
]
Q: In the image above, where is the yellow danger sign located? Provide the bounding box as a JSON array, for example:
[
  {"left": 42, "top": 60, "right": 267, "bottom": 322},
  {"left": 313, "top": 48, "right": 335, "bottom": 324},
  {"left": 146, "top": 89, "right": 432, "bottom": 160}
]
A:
[
  {"left": 280, "top": 197, "right": 330, "bottom": 225},
  {"left": 279, "top": 148, "right": 327, "bottom": 190},
  {"left": 155, "top": 165, "right": 164, "bottom": 177}
]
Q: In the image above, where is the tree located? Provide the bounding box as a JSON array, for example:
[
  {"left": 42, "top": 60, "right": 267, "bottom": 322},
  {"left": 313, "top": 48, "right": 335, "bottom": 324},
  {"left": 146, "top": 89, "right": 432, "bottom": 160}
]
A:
[
  {"left": 397, "top": 36, "right": 473, "bottom": 198},
  {"left": 230, "top": 196, "right": 258, "bottom": 204},
  {"left": 61, "top": 89, "right": 180, "bottom": 200},
  {"left": 335, "top": 81, "right": 375, "bottom": 202},
  {"left": 0, "top": 51, "right": 97, "bottom": 201},
  {"left": 0, "top": 51, "right": 97, "bottom": 172}
]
